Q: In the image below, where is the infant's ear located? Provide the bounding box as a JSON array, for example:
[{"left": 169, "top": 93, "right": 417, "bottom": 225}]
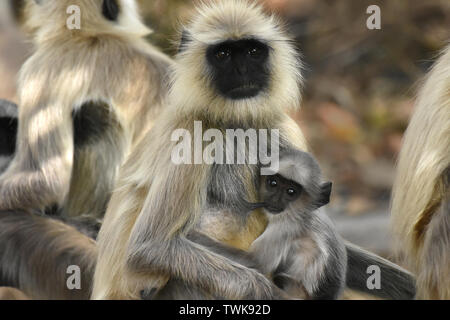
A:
[{"left": 314, "top": 182, "right": 332, "bottom": 208}]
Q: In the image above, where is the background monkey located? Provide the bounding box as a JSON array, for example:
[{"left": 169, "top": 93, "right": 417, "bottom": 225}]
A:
[
  {"left": 0, "top": 0, "right": 173, "bottom": 218},
  {"left": 0, "top": 0, "right": 172, "bottom": 299},
  {"left": 93, "top": 0, "right": 415, "bottom": 300},
  {"left": 391, "top": 45, "right": 450, "bottom": 299}
]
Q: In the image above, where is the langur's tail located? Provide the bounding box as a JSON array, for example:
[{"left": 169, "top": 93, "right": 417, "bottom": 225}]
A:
[
  {"left": 0, "top": 210, "right": 98, "bottom": 299},
  {"left": 345, "top": 242, "right": 416, "bottom": 299}
]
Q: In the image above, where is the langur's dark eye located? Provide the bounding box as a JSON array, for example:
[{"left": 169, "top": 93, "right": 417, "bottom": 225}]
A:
[
  {"left": 286, "top": 188, "right": 296, "bottom": 196},
  {"left": 248, "top": 47, "right": 260, "bottom": 56},
  {"left": 267, "top": 178, "right": 278, "bottom": 188},
  {"left": 215, "top": 49, "right": 231, "bottom": 61}
]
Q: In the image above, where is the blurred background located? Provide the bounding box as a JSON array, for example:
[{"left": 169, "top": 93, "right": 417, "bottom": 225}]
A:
[{"left": 0, "top": 0, "right": 449, "bottom": 257}]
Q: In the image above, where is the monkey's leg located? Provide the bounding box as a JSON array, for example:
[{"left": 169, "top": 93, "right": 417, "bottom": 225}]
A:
[
  {"left": 416, "top": 195, "right": 449, "bottom": 299},
  {"left": 345, "top": 242, "right": 416, "bottom": 299},
  {"left": 0, "top": 210, "right": 97, "bottom": 299},
  {"left": 0, "top": 99, "right": 75, "bottom": 212},
  {"left": 0, "top": 99, "right": 17, "bottom": 174},
  {"left": 309, "top": 245, "right": 347, "bottom": 300},
  {"left": 309, "top": 219, "right": 348, "bottom": 300}
]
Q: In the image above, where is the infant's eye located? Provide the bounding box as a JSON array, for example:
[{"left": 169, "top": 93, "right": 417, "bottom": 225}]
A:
[
  {"left": 215, "top": 49, "right": 231, "bottom": 61},
  {"left": 267, "top": 178, "right": 278, "bottom": 188},
  {"left": 287, "top": 188, "right": 296, "bottom": 196}
]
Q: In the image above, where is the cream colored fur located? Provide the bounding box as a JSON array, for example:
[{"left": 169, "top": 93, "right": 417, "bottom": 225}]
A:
[
  {"left": 0, "top": 0, "right": 173, "bottom": 216},
  {"left": 391, "top": 44, "right": 450, "bottom": 299}
]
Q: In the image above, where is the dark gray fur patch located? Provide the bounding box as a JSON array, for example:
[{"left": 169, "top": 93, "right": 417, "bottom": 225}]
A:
[
  {"left": 72, "top": 101, "right": 112, "bottom": 148},
  {"left": 9, "top": 0, "right": 26, "bottom": 22},
  {"left": 102, "top": 0, "right": 120, "bottom": 22},
  {"left": 0, "top": 99, "right": 18, "bottom": 156},
  {"left": 0, "top": 118, "right": 17, "bottom": 156},
  {"left": 346, "top": 244, "right": 416, "bottom": 299}
]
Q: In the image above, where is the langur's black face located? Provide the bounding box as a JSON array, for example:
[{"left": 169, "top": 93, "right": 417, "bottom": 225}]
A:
[
  {"left": 206, "top": 39, "right": 271, "bottom": 100},
  {"left": 260, "top": 174, "right": 303, "bottom": 214}
]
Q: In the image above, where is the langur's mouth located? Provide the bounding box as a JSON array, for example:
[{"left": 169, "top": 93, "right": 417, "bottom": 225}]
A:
[{"left": 226, "top": 84, "right": 261, "bottom": 100}]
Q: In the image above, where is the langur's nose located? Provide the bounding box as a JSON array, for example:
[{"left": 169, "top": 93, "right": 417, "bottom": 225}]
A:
[{"left": 236, "top": 63, "right": 248, "bottom": 75}]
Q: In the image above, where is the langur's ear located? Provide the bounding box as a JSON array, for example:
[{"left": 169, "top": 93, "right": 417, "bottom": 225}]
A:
[
  {"left": 178, "top": 30, "right": 191, "bottom": 53},
  {"left": 315, "top": 182, "right": 332, "bottom": 208},
  {"left": 102, "top": 0, "right": 120, "bottom": 21}
]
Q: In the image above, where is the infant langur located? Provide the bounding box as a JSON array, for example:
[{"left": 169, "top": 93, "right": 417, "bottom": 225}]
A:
[
  {"left": 251, "top": 150, "right": 347, "bottom": 300},
  {"left": 147, "top": 150, "right": 347, "bottom": 300}
]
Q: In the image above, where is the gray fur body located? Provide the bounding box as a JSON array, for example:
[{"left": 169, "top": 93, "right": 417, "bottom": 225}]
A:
[
  {"left": 0, "top": 210, "right": 97, "bottom": 299},
  {"left": 249, "top": 150, "right": 347, "bottom": 299},
  {"left": 252, "top": 208, "right": 347, "bottom": 299}
]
